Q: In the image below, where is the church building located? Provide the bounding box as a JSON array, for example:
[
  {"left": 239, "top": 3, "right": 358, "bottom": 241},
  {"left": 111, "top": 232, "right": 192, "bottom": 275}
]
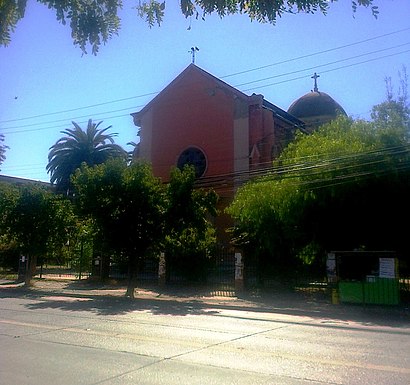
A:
[{"left": 131, "top": 65, "right": 345, "bottom": 245}]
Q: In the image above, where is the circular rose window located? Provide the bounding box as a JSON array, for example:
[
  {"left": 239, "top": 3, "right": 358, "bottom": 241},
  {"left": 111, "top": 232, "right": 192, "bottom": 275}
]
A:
[{"left": 177, "top": 147, "right": 207, "bottom": 178}]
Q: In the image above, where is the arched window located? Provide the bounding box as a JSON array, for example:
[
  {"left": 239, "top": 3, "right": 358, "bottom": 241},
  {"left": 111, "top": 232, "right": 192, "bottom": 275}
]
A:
[{"left": 177, "top": 147, "right": 207, "bottom": 178}]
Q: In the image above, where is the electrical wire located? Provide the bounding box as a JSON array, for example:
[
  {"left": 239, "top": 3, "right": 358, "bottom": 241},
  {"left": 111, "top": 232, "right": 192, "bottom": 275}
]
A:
[
  {"left": 242, "top": 48, "right": 410, "bottom": 92},
  {"left": 1, "top": 26, "right": 409, "bottom": 127},
  {"left": 235, "top": 42, "right": 410, "bottom": 88},
  {"left": 2, "top": 28, "right": 409, "bottom": 181},
  {"left": 0, "top": 105, "right": 144, "bottom": 132},
  {"left": 220, "top": 27, "right": 410, "bottom": 79},
  {"left": 3, "top": 44, "right": 408, "bottom": 135},
  {"left": 0, "top": 92, "right": 158, "bottom": 124}
]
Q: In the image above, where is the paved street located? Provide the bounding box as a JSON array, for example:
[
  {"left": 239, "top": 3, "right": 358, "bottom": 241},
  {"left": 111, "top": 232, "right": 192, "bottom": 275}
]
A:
[{"left": 1, "top": 282, "right": 409, "bottom": 385}]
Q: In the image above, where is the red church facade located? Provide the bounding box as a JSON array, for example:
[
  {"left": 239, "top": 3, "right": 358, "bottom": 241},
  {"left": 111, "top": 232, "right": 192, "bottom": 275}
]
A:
[{"left": 132, "top": 65, "right": 305, "bottom": 245}]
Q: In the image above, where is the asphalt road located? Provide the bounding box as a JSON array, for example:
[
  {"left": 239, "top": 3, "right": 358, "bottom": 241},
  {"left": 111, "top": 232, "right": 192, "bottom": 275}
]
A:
[{"left": 1, "top": 283, "right": 409, "bottom": 385}]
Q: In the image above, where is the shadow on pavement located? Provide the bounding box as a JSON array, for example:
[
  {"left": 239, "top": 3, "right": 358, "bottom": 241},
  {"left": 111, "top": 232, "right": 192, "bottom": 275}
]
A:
[{"left": 0, "top": 279, "right": 409, "bottom": 330}]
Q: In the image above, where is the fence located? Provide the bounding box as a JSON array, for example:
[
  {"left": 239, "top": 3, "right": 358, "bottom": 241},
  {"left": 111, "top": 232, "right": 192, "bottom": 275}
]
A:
[
  {"left": 206, "top": 249, "right": 236, "bottom": 295},
  {"left": 34, "top": 264, "right": 91, "bottom": 280},
  {"left": 18, "top": 255, "right": 410, "bottom": 304},
  {"left": 165, "top": 248, "right": 236, "bottom": 291},
  {"left": 109, "top": 257, "right": 158, "bottom": 283}
]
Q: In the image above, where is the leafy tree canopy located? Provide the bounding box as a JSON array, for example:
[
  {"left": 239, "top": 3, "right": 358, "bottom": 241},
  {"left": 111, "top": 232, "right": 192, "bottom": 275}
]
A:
[
  {"left": 227, "top": 94, "right": 410, "bottom": 274},
  {"left": 72, "top": 158, "right": 165, "bottom": 296},
  {"left": 1, "top": 0, "right": 121, "bottom": 55},
  {"left": 0, "top": 182, "right": 76, "bottom": 284},
  {"left": 1, "top": 0, "right": 378, "bottom": 54},
  {"left": 164, "top": 165, "right": 218, "bottom": 280},
  {"left": 371, "top": 68, "right": 409, "bottom": 133},
  {"left": 47, "top": 119, "right": 127, "bottom": 195}
]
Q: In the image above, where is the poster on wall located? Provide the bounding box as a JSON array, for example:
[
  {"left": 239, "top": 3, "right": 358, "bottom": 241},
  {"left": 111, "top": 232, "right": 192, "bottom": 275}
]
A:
[{"left": 379, "top": 258, "right": 396, "bottom": 278}]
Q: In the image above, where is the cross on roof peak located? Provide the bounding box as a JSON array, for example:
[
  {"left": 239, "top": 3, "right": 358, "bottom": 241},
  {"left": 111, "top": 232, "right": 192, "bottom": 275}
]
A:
[{"left": 311, "top": 72, "right": 320, "bottom": 92}]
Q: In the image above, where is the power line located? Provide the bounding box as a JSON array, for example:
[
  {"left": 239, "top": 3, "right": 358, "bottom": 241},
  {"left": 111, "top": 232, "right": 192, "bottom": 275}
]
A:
[
  {"left": 1, "top": 84, "right": 221, "bottom": 133},
  {"left": 242, "top": 48, "right": 410, "bottom": 92},
  {"left": 3, "top": 44, "right": 409, "bottom": 135},
  {"left": 4, "top": 142, "right": 410, "bottom": 189},
  {"left": 193, "top": 144, "right": 410, "bottom": 189},
  {"left": 0, "top": 92, "right": 158, "bottom": 125},
  {"left": 1, "top": 27, "right": 409, "bottom": 126},
  {"left": 220, "top": 27, "right": 410, "bottom": 79},
  {"left": 235, "top": 42, "right": 410, "bottom": 88},
  {"left": 0, "top": 105, "right": 144, "bottom": 132}
]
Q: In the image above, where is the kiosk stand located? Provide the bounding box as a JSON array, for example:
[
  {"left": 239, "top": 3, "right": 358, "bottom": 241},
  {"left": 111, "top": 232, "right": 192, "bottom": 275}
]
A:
[{"left": 327, "top": 251, "right": 400, "bottom": 305}]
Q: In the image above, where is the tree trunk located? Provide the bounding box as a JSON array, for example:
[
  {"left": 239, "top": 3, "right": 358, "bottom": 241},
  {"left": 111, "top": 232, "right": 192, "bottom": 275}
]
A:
[
  {"left": 101, "top": 253, "right": 110, "bottom": 280},
  {"left": 24, "top": 254, "right": 37, "bottom": 286},
  {"left": 125, "top": 256, "right": 138, "bottom": 298}
]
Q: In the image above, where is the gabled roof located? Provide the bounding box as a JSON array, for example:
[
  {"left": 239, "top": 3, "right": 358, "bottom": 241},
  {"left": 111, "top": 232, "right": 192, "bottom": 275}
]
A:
[
  {"left": 131, "top": 64, "right": 250, "bottom": 126},
  {"left": 131, "top": 64, "right": 306, "bottom": 131}
]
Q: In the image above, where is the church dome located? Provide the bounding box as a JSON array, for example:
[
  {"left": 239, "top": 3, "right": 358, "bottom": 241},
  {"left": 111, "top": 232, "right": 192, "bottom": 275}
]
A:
[
  {"left": 287, "top": 73, "right": 346, "bottom": 131},
  {"left": 288, "top": 91, "right": 346, "bottom": 119}
]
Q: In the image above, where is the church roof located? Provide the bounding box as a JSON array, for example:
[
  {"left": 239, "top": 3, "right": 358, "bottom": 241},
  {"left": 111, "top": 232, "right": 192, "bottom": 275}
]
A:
[
  {"left": 263, "top": 99, "right": 305, "bottom": 130},
  {"left": 131, "top": 64, "right": 249, "bottom": 126},
  {"left": 287, "top": 91, "right": 346, "bottom": 119},
  {"left": 132, "top": 64, "right": 304, "bottom": 129},
  {"left": 287, "top": 73, "right": 346, "bottom": 121}
]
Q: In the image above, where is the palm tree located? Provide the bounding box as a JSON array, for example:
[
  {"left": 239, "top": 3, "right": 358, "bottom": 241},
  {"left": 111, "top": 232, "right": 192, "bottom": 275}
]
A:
[{"left": 47, "top": 119, "right": 127, "bottom": 195}]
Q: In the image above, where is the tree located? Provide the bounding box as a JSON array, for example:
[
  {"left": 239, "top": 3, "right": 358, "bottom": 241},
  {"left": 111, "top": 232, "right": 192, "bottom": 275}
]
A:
[
  {"left": 72, "top": 159, "right": 165, "bottom": 297},
  {"left": 371, "top": 67, "right": 409, "bottom": 134},
  {"left": 227, "top": 111, "right": 410, "bottom": 278},
  {"left": 164, "top": 165, "right": 218, "bottom": 281},
  {"left": 47, "top": 119, "right": 127, "bottom": 195},
  {"left": 0, "top": 182, "right": 76, "bottom": 285},
  {"left": 0, "top": 134, "right": 8, "bottom": 169},
  {"left": 1, "top": 0, "right": 121, "bottom": 55},
  {"left": 1, "top": 1, "right": 378, "bottom": 54}
]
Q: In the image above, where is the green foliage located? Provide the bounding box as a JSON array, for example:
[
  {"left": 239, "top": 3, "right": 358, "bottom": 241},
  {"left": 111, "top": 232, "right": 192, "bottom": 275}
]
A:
[
  {"left": 1, "top": 0, "right": 377, "bottom": 54},
  {"left": 66, "top": 217, "right": 96, "bottom": 273},
  {"left": 0, "top": 0, "right": 121, "bottom": 54},
  {"left": 0, "top": 182, "right": 76, "bottom": 282},
  {"left": 371, "top": 68, "right": 409, "bottom": 135},
  {"left": 228, "top": 100, "right": 410, "bottom": 274},
  {"left": 47, "top": 119, "right": 127, "bottom": 195},
  {"left": 0, "top": 237, "right": 19, "bottom": 271},
  {"left": 141, "top": 0, "right": 378, "bottom": 25},
  {"left": 164, "top": 165, "right": 218, "bottom": 279},
  {"left": 137, "top": 0, "right": 165, "bottom": 27},
  {"left": 72, "top": 159, "right": 165, "bottom": 288},
  {"left": 0, "top": 0, "right": 27, "bottom": 46}
]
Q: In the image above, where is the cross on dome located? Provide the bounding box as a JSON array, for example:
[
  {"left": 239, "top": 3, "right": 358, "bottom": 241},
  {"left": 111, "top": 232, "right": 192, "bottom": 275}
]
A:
[{"left": 311, "top": 72, "right": 320, "bottom": 92}]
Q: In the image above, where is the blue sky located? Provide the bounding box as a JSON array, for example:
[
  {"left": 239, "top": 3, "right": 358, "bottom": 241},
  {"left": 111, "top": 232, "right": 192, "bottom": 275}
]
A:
[{"left": 1, "top": 0, "right": 409, "bottom": 182}]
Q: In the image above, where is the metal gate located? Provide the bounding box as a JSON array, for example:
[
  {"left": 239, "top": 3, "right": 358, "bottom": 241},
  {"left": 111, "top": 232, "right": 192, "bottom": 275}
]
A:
[{"left": 207, "top": 248, "right": 235, "bottom": 294}]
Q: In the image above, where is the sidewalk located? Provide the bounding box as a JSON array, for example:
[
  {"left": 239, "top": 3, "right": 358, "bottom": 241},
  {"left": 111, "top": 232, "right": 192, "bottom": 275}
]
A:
[
  {"left": 1, "top": 278, "right": 255, "bottom": 306},
  {"left": 1, "top": 278, "right": 409, "bottom": 326}
]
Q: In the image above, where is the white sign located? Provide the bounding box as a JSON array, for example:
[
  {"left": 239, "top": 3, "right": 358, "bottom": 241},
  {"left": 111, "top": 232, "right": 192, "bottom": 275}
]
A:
[
  {"left": 326, "top": 253, "right": 336, "bottom": 278},
  {"left": 235, "top": 252, "right": 243, "bottom": 280},
  {"left": 379, "top": 258, "right": 396, "bottom": 278}
]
